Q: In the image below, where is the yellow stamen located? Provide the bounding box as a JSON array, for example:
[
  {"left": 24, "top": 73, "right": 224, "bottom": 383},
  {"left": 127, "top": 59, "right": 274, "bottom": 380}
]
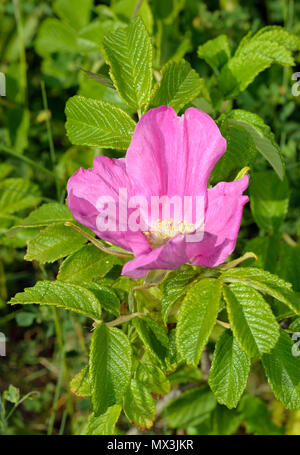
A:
[{"left": 143, "top": 219, "right": 195, "bottom": 248}]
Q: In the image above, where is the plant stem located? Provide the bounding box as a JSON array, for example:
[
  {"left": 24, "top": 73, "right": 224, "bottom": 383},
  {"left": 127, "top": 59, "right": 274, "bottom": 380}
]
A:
[
  {"left": 0, "top": 144, "right": 56, "bottom": 179},
  {"left": 64, "top": 222, "right": 133, "bottom": 258},
  {"left": 0, "top": 396, "right": 7, "bottom": 435},
  {"left": 6, "top": 392, "right": 39, "bottom": 422},
  {"left": 219, "top": 252, "right": 258, "bottom": 271},
  {"left": 106, "top": 312, "right": 143, "bottom": 327},
  {"left": 41, "top": 81, "right": 56, "bottom": 166},
  {"left": 47, "top": 350, "right": 64, "bottom": 435},
  {"left": 282, "top": 232, "right": 297, "bottom": 247},
  {"left": 13, "top": 0, "right": 27, "bottom": 106},
  {"left": 41, "top": 81, "right": 61, "bottom": 200},
  {"left": 216, "top": 319, "right": 230, "bottom": 329},
  {"left": 39, "top": 265, "right": 74, "bottom": 434}
]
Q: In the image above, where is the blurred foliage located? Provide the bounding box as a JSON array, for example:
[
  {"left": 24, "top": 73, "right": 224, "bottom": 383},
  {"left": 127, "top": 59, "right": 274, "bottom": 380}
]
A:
[{"left": 0, "top": 0, "right": 300, "bottom": 435}]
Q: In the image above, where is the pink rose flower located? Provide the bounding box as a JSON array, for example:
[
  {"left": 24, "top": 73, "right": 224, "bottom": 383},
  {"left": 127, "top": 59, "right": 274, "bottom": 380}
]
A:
[{"left": 67, "top": 106, "right": 249, "bottom": 278}]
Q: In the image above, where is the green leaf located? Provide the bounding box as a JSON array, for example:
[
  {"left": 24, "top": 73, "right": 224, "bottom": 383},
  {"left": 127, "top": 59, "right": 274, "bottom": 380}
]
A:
[
  {"left": 243, "top": 235, "right": 281, "bottom": 272},
  {"left": 3, "top": 385, "right": 20, "bottom": 404},
  {"left": 70, "top": 367, "right": 90, "bottom": 397},
  {"left": 25, "top": 223, "right": 86, "bottom": 263},
  {"left": 58, "top": 244, "right": 119, "bottom": 283},
  {"left": 258, "top": 286, "right": 300, "bottom": 316},
  {"left": 123, "top": 379, "right": 156, "bottom": 430},
  {"left": 78, "top": 20, "right": 119, "bottom": 54},
  {"left": 151, "top": 0, "right": 173, "bottom": 20},
  {"left": 225, "top": 112, "right": 284, "bottom": 180},
  {"left": 150, "top": 60, "right": 204, "bottom": 113},
  {"left": 35, "top": 18, "right": 78, "bottom": 56},
  {"left": 221, "top": 266, "right": 292, "bottom": 291},
  {"left": 10, "top": 203, "right": 73, "bottom": 231},
  {"left": 65, "top": 96, "right": 136, "bottom": 149},
  {"left": 16, "top": 311, "right": 36, "bottom": 327},
  {"left": 221, "top": 267, "right": 300, "bottom": 316},
  {"left": 289, "top": 318, "right": 300, "bottom": 332},
  {"left": 210, "top": 404, "right": 245, "bottom": 435},
  {"left": 219, "top": 26, "right": 297, "bottom": 98},
  {"left": 208, "top": 330, "right": 250, "bottom": 409},
  {"left": 0, "top": 164, "right": 14, "bottom": 180},
  {"left": 250, "top": 171, "right": 289, "bottom": 232},
  {"left": 9, "top": 281, "right": 102, "bottom": 320},
  {"left": 82, "top": 282, "right": 120, "bottom": 317},
  {"left": 136, "top": 362, "right": 170, "bottom": 396},
  {"left": 210, "top": 117, "right": 257, "bottom": 183},
  {"left": 102, "top": 17, "right": 152, "bottom": 109},
  {"left": 166, "top": 328, "right": 183, "bottom": 368},
  {"left": 90, "top": 325, "right": 131, "bottom": 415},
  {"left": 53, "top": 0, "right": 93, "bottom": 30},
  {"left": 187, "top": 404, "right": 244, "bottom": 435},
  {"left": 276, "top": 242, "right": 300, "bottom": 292},
  {"left": 0, "top": 178, "right": 41, "bottom": 215},
  {"left": 223, "top": 283, "right": 279, "bottom": 358},
  {"left": 161, "top": 268, "right": 198, "bottom": 324},
  {"left": 163, "top": 387, "right": 216, "bottom": 429},
  {"left": 111, "top": 0, "right": 154, "bottom": 35},
  {"left": 262, "top": 330, "right": 300, "bottom": 410},
  {"left": 241, "top": 395, "right": 284, "bottom": 435},
  {"left": 176, "top": 279, "right": 222, "bottom": 366},
  {"left": 133, "top": 317, "right": 169, "bottom": 367},
  {"left": 253, "top": 26, "right": 300, "bottom": 51},
  {"left": 236, "top": 39, "right": 294, "bottom": 66},
  {"left": 85, "top": 405, "right": 122, "bottom": 435},
  {"left": 198, "top": 35, "right": 231, "bottom": 73},
  {"left": 219, "top": 52, "right": 272, "bottom": 97}
]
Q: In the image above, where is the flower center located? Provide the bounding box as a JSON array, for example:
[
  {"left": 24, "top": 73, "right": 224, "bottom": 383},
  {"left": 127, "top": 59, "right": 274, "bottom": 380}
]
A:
[{"left": 144, "top": 219, "right": 195, "bottom": 248}]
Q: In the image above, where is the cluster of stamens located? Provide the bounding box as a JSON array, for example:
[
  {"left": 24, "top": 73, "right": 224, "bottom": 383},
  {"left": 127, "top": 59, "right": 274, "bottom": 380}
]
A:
[{"left": 144, "top": 219, "right": 195, "bottom": 248}]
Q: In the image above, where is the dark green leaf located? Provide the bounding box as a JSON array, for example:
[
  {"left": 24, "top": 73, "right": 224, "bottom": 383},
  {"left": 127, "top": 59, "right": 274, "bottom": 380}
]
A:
[
  {"left": 176, "top": 279, "right": 222, "bottom": 366},
  {"left": 209, "top": 330, "right": 250, "bottom": 408},
  {"left": 262, "top": 330, "right": 300, "bottom": 410},
  {"left": 223, "top": 283, "right": 279, "bottom": 357},
  {"left": 123, "top": 379, "right": 156, "bottom": 430},
  {"left": 102, "top": 17, "right": 152, "bottom": 109},
  {"left": 9, "top": 280, "right": 102, "bottom": 320},
  {"left": 65, "top": 96, "right": 136, "bottom": 149},
  {"left": 90, "top": 324, "right": 132, "bottom": 415}
]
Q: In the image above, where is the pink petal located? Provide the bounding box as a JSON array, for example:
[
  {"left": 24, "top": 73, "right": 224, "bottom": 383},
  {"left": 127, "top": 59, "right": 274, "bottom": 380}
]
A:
[
  {"left": 67, "top": 156, "right": 149, "bottom": 253},
  {"left": 192, "top": 175, "right": 249, "bottom": 267},
  {"left": 122, "top": 234, "right": 190, "bottom": 278},
  {"left": 125, "top": 106, "right": 227, "bottom": 202}
]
